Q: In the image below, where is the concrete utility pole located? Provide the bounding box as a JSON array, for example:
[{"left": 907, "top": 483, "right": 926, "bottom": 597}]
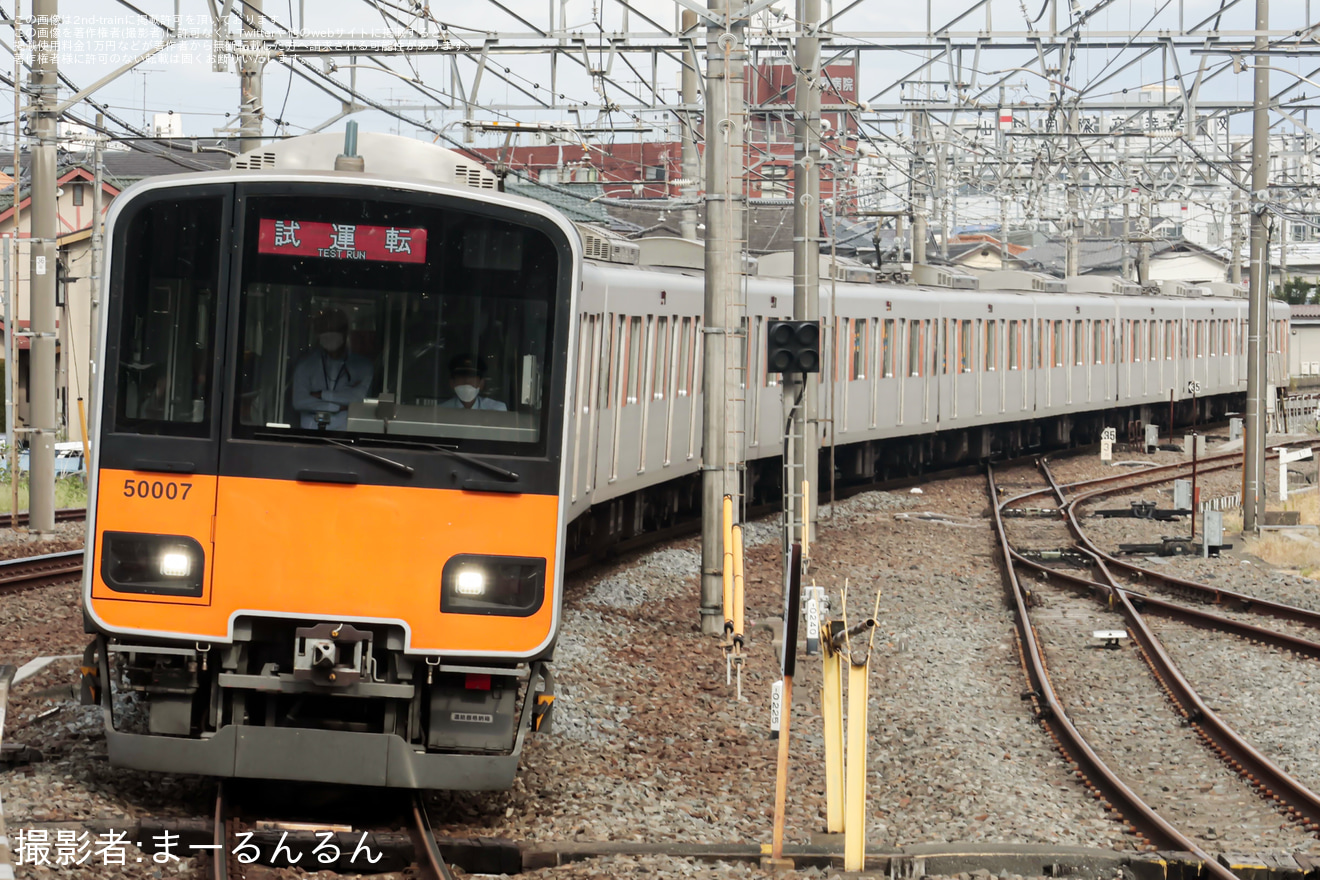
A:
[
  {"left": 784, "top": 0, "right": 820, "bottom": 566},
  {"left": 27, "top": 0, "right": 57, "bottom": 535},
  {"left": 700, "top": 0, "right": 746, "bottom": 636},
  {"left": 1121, "top": 199, "right": 1133, "bottom": 281},
  {"left": 10, "top": 0, "right": 21, "bottom": 521},
  {"left": 1230, "top": 153, "right": 1245, "bottom": 284},
  {"left": 1065, "top": 108, "right": 1080, "bottom": 278},
  {"left": 238, "top": 0, "right": 265, "bottom": 152},
  {"left": 1244, "top": 0, "right": 1270, "bottom": 534},
  {"left": 679, "top": 10, "right": 700, "bottom": 241},
  {"left": 87, "top": 114, "right": 104, "bottom": 436}
]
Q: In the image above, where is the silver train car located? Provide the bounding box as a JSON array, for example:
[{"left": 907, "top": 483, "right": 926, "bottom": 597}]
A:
[
  {"left": 83, "top": 130, "right": 1289, "bottom": 790},
  {"left": 561, "top": 240, "right": 1289, "bottom": 552}
]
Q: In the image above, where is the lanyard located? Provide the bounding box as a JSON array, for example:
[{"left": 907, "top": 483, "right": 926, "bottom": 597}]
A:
[{"left": 321, "top": 352, "right": 351, "bottom": 390}]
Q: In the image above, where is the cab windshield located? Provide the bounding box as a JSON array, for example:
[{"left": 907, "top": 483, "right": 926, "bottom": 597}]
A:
[{"left": 233, "top": 194, "right": 557, "bottom": 454}]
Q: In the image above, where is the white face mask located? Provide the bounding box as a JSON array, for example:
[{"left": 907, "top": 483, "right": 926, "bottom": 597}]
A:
[
  {"left": 454, "top": 384, "right": 480, "bottom": 403},
  {"left": 319, "top": 332, "right": 345, "bottom": 352}
]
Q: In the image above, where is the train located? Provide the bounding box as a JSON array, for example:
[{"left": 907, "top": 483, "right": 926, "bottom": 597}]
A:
[{"left": 80, "top": 130, "right": 1290, "bottom": 790}]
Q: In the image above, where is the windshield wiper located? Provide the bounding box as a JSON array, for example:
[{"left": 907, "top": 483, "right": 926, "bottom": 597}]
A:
[
  {"left": 254, "top": 432, "right": 414, "bottom": 477},
  {"left": 360, "top": 437, "right": 519, "bottom": 482}
]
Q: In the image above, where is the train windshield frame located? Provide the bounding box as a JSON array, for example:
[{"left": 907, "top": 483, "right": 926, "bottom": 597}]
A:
[{"left": 231, "top": 190, "right": 564, "bottom": 459}]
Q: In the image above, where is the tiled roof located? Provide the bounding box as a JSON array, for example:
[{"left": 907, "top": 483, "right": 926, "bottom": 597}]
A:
[
  {"left": 1, "top": 142, "right": 232, "bottom": 210},
  {"left": 1292, "top": 304, "right": 1320, "bottom": 318},
  {"left": 505, "top": 179, "right": 612, "bottom": 225}
]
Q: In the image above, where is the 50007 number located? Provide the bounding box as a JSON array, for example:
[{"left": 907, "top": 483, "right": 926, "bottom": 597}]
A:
[{"left": 123, "top": 479, "right": 192, "bottom": 501}]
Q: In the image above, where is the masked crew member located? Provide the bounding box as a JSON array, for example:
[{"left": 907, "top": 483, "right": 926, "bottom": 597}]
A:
[
  {"left": 441, "top": 354, "right": 507, "bottom": 411},
  {"left": 292, "top": 308, "right": 374, "bottom": 430}
]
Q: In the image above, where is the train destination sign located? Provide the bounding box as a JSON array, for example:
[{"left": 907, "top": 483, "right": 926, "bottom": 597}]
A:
[{"left": 258, "top": 219, "right": 428, "bottom": 263}]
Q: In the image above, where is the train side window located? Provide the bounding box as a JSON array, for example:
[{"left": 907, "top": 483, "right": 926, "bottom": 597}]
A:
[
  {"left": 575, "top": 313, "right": 593, "bottom": 415},
  {"left": 959, "top": 320, "right": 972, "bottom": 373},
  {"left": 1074, "top": 320, "right": 1085, "bottom": 366},
  {"left": 112, "top": 195, "right": 223, "bottom": 437},
  {"left": 927, "top": 320, "right": 937, "bottom": 377},
  {"left": 1052, "top": 320, "right": 1064, "bottom": 367},
  {"left": 985, "top": 320, "right": 997, "bottom": 371},
  {"left": 677, "top": 317, "right": 692, "bottom": 396},
  {"left": 883, "top": 318, "right": 895, "bottom": 377},
  {"left": 1093, "top": 320, "right": 1103, "bottom": 365},
  {"left": 866, "top": 317, "right": 877, "bottom": 381},
  {"left": 1008, "top": 320, "right": 1018, "bottom": 370},
  {"left": 599, "top": 314, "right": 615, "bottom": 410},
  {"left": 652, "top": 316, "right": 669, "bottom": 400},
  {"left": 613, "top": 314, "right": 627, "bottom": 407},
  {"left": 851, "top": 319, "right": 865, "bottom": 380},
  {"left": 692, "top": 318, "right": 704, "bottom": 398},
  {"left": 626, "top": 316, "right": 643, "bottom": 405}
]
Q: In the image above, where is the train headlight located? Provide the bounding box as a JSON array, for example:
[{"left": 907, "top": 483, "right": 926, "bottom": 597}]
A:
[
  {"left": 455, "top": 569, "right": 486, "bottom": 596},
  {"left": 442, "top": 555, "right": 545, "bottom": 617},
  {"left": 159, "top": 552, "right": 192, "bottom": 578},
  {"left": 101, "top": 532, "right": 205, "bottom": 597}
]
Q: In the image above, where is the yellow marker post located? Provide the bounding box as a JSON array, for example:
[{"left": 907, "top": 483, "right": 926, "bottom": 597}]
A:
[
  {"left": 731, "top": 524, "right": 746, "bottom": 641},
  {"left": 721, "top": 495, "right": 734, "bottom": 630},
  {"left": 844, "top": 656, "right": 869, "bottom": 872},
  {"left": 76, "top": 398, "right": 90, "bottom": 471},
  {"left": 801, "top": 479, "right": 811, "bottom": 561},
  {"left": 821, "top": 621, "right": 844, "bottom": 834}
]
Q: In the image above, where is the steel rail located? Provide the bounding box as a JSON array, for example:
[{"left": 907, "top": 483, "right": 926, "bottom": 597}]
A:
[
  {"left": 210, "top": 783, "right": 235, "bottom": 880},
  {"left": 410, "top": 794, "right": 454, "bottom": 880},
  {"left": 987, "top": 464, "right": 1237, "bottom": 874},
  {"left": 1093, "top": 553, "right": 1320, "bottom": 833},
  {"left": 1038, "top": 457, "right": 1320, "bottom": 629},
  {"left": 1008, "top": 548, "right": 1320, "bottom": 661},
  {"left": 0, "top": 507, "right": 86, "bottom": 529},
  {"left": 999, "top": 438, "right": 1319, "bottom": 511},
  {"left": 0, "top": 549, "right": 84, "bottom": 592},
  {"left": 997, "top": 449, "right": 1243, "bottom": 510}
]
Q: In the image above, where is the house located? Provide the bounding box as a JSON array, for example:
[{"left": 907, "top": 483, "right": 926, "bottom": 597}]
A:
[{"left": 1291, "top": 304, "right": 1320, "bottom": 387}]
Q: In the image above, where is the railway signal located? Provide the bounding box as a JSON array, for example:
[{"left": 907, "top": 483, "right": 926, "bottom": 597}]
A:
[{"left": 766, "top": 320, "right": 821, "bottom": 374}]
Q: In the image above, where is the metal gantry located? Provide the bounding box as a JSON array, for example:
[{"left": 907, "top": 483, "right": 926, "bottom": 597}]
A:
[{"left": 1, "top": 0, "right": 1316, "bottom": 550}]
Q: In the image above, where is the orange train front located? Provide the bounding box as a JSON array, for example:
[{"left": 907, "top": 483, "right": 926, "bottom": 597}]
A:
[{"left": 81, "top": 130, "right": 578, "bottom": 789}]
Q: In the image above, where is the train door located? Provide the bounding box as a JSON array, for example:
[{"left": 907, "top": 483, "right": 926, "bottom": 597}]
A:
[
  {"left": 568, "top": 311, "right": 598, "bottom": 505},
  {"left": 938, "top": 317, "right": 952, "bottom": 422}
]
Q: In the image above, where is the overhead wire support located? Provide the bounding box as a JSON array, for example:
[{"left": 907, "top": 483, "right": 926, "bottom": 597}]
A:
[
  {"left": 26, "top": 0, "right": 57, "bottom": 536},
  {"left": 1244, "top": 0, "right": 1271, "bottom": 533}
]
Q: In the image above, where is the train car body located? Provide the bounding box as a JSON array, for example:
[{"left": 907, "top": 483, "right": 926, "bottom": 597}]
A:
[
  {"left": 84, "top": 133, "right": 578, "bottom": 789},
  {"left": 83, "top": 131, "right": 1291, "bottom": 790}
]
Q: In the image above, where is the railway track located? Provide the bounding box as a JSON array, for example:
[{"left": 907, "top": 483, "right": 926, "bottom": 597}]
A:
[
  {"left": 0, "top": 549, "right": 84, "bottom": 593},
  {"left": 207, "top": 784, "right": 453, "bottom": 880},
  {"left": 0, "top": 507, "right": 86, "bottom": 529},
  {"left": 991, "top": 455, "right": 1320, "bottom": 863}
]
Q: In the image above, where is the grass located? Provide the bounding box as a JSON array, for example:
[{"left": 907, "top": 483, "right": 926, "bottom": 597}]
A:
[
  {"left": 1229, "top": 488, "right": 1320, "bottom": 578},
  {"left": 0, "top": 476, "right": 89, "bottom": 514}
]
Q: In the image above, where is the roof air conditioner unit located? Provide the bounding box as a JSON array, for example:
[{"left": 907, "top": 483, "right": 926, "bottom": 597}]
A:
[{"left": 575, "top": 223, "right": 640, "bottom": 265}]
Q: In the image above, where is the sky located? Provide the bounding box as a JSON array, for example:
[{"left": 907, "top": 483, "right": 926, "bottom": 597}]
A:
[{"left": 2, "top": 0, "right": 1316, "bottom": 151}]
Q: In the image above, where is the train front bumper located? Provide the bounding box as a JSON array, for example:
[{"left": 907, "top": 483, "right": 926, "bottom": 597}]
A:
[{"left": 95, "top": 650, "right": 547, "bottom": 790}]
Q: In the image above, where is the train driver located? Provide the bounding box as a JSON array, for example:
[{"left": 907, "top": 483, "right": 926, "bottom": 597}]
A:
[
  {"left": 292, "top": 308, "right": 374, "bottom": 430},
  {"left": 441, "top": 354, "right": 507, "bottom": 411}
]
